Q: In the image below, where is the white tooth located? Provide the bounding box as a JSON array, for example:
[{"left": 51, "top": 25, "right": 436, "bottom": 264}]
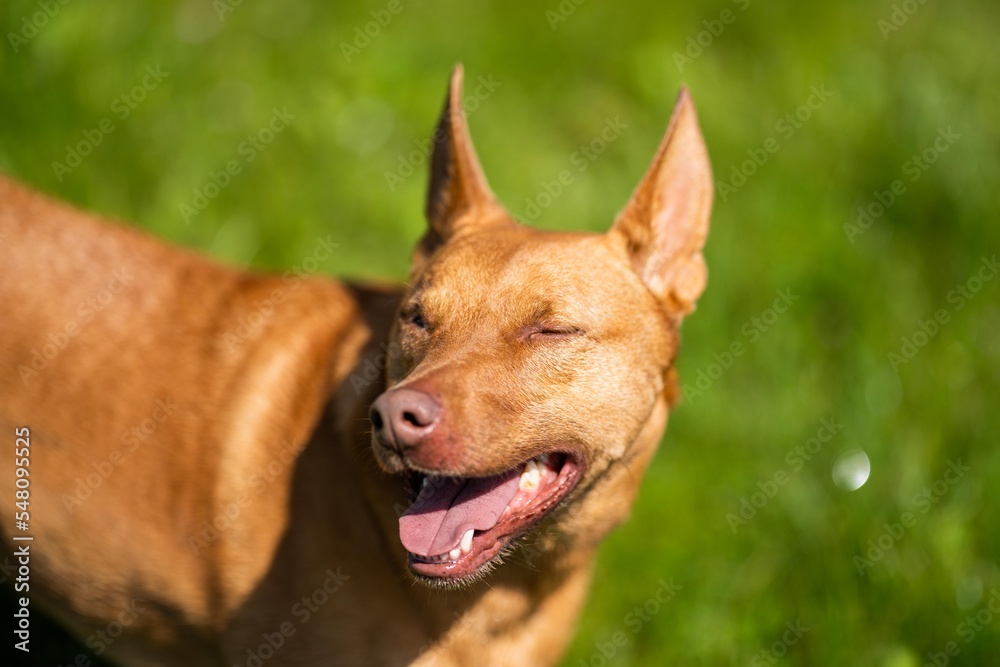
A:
[
  {"left": 421, "top": 477, "right": 429, "bottom": 489},
  {"left": 449, "top": 547, "right": 461, "bottom": 560},
  {"left": 460, "top": 529, "right": 474, "bottom": 553},
  {"left": 520, "top": 459, "right": 541, "bottom": 490},
  {"left": 538, "top": 454, "right": 550, "bottom": 465}
]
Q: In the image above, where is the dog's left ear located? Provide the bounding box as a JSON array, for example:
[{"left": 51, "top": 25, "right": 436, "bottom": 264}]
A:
[
  {"left": 610, "top": 88, "right": 713, "bottom": 319},
  {"left": 419, "top": 65, "right": 507, "bottom": 262}
]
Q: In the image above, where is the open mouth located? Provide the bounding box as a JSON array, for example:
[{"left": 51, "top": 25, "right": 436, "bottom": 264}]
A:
[{"left": 398, "top": 452, "right": 583, "bottom": 584}]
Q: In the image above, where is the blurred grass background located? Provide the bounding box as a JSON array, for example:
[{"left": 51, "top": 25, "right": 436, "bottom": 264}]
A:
[{"left": 2, "top": 0, "right": 999, "bottom": 665}]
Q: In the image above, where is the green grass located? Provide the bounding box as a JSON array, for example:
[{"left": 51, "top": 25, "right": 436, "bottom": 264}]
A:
[{"left": 2, "top": 1, "right": 999, "bottom": 664}]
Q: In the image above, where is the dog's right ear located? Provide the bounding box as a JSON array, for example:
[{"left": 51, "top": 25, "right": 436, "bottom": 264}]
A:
[
  {"left": 418, "top": 65, "right": 506, "bottom": 263},
  {"left": 610, "top": 88, "right": 713, "bottom": 320}
]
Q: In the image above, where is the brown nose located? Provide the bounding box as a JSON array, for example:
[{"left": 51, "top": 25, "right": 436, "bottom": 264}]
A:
[{"left": 370, "top": 388, "right": 441, "bottom": 452}]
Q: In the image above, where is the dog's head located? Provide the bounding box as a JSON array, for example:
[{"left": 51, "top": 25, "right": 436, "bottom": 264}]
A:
[{"left": 370, "top": 66, "right": 712, "bottom": 587}]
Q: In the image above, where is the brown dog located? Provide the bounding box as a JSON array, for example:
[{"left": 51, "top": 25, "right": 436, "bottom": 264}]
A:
[{"left": 0, "top": 66, "right": 711, "bottom": 666}]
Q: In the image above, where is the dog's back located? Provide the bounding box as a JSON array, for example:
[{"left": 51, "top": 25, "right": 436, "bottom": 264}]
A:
[{"left": 0, "top": 177, "right": 371, "bottom": 663}]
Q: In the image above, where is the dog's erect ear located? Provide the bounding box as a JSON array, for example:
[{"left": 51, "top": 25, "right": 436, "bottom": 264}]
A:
[
  {"left": 610, "top": 88, "right": 713, "bottom": 318},
  {"left": 421, "top": 65, "right": 506, "bottom": 255}
]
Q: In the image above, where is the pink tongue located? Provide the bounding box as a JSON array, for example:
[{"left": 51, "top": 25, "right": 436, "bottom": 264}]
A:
[{"left": 399, "top": 469, "right": 521, "bottom": 557}]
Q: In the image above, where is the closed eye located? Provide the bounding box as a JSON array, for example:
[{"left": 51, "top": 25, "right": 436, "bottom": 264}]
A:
[
  {"left": 400, "top": 304, "right": 428, "bottom": 330},
  {"left": 524, "top": 325, "right": 585, "bottom": 341}
]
